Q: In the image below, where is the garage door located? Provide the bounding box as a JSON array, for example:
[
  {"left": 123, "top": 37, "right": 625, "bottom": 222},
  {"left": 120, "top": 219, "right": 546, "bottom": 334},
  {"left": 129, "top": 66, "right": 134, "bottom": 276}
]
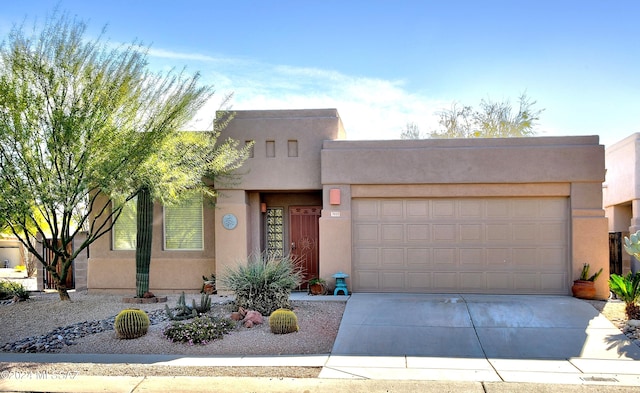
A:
[{"left": 352, "top": 197, "right": 569, "bottom": 294}]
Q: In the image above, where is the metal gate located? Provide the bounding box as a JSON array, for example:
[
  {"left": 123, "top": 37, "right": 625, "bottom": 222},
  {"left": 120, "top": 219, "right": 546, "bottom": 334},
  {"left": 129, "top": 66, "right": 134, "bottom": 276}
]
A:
[
  {"left": 42, "top": 239, "right": 74, "bottom": 290},
  {"left": 609, "top": 232, "right": 622, "bottom": 276}
]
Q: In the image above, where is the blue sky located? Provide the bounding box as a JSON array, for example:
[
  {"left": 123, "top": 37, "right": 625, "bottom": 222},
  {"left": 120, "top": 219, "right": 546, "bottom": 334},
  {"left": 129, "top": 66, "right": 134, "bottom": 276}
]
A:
[{"left": 1, "top": 0, "right": 638, "bottom": 146}]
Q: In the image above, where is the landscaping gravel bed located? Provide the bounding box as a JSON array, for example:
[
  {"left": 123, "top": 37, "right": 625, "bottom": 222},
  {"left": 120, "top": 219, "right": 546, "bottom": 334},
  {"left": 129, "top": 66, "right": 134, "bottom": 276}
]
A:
[{"left": 0, "top": 292, "right": 345, "bottom": 356}]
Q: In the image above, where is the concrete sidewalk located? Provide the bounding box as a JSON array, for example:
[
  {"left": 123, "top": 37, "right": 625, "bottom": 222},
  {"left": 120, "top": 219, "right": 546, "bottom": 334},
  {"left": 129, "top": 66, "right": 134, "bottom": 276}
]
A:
[{"left": 1, "top": 373, "right": 640, "bottom": 393}]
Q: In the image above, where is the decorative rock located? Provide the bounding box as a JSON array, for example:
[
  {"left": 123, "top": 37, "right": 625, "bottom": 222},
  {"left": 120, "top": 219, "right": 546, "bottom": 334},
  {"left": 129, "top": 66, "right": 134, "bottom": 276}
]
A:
[
  {"left": 0, "top": 308, "right": 168, "bottom": 353},
  {"left": 627, "top": 320, "right": 640, "bottom": 327},
  {"left": 143, "top": 291, "right": 155, "bottom": 298},
  {"left": 234, "top": 307, "right": 263, "bottom": 328},
  {"left": 243, "top": 310, "right": 263, "bottom": 325}
]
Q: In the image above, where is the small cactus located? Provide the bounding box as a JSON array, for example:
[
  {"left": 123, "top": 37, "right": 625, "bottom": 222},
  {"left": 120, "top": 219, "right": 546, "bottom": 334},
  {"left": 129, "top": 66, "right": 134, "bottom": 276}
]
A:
[
  {"left": 269, "top": 308, "right": 299, "bottom": 334},
  {"left": 165, "top": 292, "right": 197, "bottom": 321},
  {"left": 114, "top": 308, "right": 150, "bottom": 339},
  {"left": 192, "top": 293, "right": 211, "bottom": 314}
]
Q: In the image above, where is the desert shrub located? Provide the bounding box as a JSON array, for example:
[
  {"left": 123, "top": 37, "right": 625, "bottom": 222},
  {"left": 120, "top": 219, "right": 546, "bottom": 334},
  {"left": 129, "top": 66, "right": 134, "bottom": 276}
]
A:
[
  {"left": 0, "top": 280, "right": 29, "bottom": 301},
  {"left": 163, "top": 315, "right": 234, "bottom": 345},
  {"left": 222, "top": 252, "right": 303, "bottom": 315},
  {"left": 609, "top": 272, "right": 640, "bottom": 320}
]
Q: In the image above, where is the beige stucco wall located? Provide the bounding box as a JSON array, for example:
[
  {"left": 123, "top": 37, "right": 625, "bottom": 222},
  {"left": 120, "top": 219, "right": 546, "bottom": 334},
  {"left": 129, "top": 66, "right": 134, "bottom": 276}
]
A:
[
  {"left": 321, "top": 136, "right": 603, "bottom": 185},
  {"left": 212, "top": 189, "right": 250, "bottom": 292},
  {"left": 320, "top": 135, "right": 609, "bottom": 298},
  {"left": 604, "top": 133, "right": 640, "bottom": 274},
  {"left": 604, "top": 133, "right": 640, "bottom": 208},
  {"left": 88, "top": 194, "right": 216, "bottom": 294},
  {"left": 217, "top": 109, "right": 345, "bottom": 191}
]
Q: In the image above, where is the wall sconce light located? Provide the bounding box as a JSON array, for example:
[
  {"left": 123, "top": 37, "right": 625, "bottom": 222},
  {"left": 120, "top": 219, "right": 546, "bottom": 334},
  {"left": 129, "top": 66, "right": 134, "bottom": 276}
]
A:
[
  {"left": 329, "top": 188, "right": 341, "bottom": 205},
  {"left": 260, "top": 203, "right": 267, "bottom": 213}
]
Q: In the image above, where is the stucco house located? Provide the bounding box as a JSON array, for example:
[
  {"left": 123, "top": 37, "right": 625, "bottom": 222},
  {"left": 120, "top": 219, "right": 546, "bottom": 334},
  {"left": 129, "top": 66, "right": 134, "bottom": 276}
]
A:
[
  {"left": 603, "top": 132, "right": 640, "bottom": 274},
  {"left": 87, "top": 109, "right": 609, "bottom": 299}
]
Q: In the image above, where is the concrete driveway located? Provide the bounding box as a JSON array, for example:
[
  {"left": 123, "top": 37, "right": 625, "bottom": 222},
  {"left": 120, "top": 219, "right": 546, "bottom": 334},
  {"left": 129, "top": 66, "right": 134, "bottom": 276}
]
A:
[
  {"left": 331, "top": 293, "right": 640, "bottom": 359},
  {"left": 322, "top": 293, "right": 640, "bottom": 383}
]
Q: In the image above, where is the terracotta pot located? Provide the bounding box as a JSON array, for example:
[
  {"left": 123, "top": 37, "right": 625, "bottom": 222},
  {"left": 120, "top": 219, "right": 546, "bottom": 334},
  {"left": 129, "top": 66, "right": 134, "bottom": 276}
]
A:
[
  {"left": 572, "top": 280, "right": 596, "bottom": 299},
  {"left": 309, "top": 283, "right": 325, "bottom": 295},
  {"left": 203, "top": 281, "right": 217, "bottom": 295}
]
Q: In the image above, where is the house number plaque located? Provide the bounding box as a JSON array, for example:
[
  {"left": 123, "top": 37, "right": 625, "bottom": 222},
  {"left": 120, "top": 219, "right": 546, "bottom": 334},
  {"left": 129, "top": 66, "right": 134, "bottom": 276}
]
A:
[{"left": 222, "top": 213, "right": 238, "bottom": 230}]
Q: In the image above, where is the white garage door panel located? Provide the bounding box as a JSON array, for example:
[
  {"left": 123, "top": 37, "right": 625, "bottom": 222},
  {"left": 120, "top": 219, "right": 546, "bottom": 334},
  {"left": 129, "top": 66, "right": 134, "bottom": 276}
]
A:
[{"left": 352, "top": 197, "right": 569, "bottom": 294}]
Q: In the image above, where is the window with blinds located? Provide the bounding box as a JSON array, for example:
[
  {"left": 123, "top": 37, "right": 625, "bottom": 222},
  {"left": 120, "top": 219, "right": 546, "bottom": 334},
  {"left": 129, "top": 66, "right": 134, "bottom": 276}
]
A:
[
  {"left": 112, "top": 198, "right": 137, "bottom": 250},
  {"left": 164, "top": 193, "right": 204, "bottom": 250}
]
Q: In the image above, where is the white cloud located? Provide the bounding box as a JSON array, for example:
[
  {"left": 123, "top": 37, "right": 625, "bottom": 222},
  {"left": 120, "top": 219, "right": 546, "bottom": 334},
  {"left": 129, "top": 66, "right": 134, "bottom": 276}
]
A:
[
  {"left": 150, "top": 48, "right": 449, "bottom": 139},
  {"left": 147, "top": 48, "right": 220, "bottom": 62}
]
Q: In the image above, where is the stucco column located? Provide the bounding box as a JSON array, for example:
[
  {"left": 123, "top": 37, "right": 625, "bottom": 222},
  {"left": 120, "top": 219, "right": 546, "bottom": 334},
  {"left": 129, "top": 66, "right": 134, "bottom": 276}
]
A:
[
  {"left": 571, "top": 183, "right": 609, "bottom": 299},
  {"left": 319, "top": 185, "right": 352, "bottom": 291},
  {"left": 214, "top": 190, "right": 250, "bottom": 291}
]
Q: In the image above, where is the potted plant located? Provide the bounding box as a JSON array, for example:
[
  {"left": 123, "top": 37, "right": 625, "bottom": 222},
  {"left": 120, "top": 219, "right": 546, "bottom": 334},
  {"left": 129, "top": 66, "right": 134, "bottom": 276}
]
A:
[
  {"left": 201, "top": 274, "right": 217, "bottom": 295},
  {"left": 308, "top": 277, "right": 326, "bottom": 295},
  {"left": 571, "top": 263, "right": 603, "bottom": 299}
]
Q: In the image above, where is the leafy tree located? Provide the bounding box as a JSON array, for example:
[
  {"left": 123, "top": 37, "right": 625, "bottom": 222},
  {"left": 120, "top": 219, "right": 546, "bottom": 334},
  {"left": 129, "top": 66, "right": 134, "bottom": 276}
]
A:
[
  {"left": 429, "top": 93, "right": 543, "bottom": 138},
  {"left": 0, "top": 13, "right": 213, "bottom": 300},
  {"left": 129, "top": 119, "right": 252, "bottom": 298},
  {"left": 400, "top": 122, "right": 423, "bottom": 139}
]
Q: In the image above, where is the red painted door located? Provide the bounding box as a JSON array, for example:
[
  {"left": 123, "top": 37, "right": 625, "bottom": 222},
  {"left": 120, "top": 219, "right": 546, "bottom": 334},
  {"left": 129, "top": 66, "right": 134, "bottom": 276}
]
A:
[{"left": 289, "top": 206, "right": 321, "bottom": 287}]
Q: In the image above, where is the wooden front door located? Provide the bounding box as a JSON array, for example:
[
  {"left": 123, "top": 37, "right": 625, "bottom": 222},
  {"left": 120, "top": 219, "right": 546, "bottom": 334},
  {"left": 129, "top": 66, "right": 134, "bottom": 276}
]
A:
[{"left": 289, "top": 206, "right": 321, "bottom": 287}]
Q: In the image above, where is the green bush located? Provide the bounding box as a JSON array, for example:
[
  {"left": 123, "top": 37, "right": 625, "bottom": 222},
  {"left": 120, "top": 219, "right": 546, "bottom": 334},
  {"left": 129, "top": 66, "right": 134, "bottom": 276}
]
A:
[
  {"left": 0, "top": 280, "right": 29, "bottom": 301},
  {"left": 163, "top": 316, "right": 234, "bottom": 345},
  {"left": 222, "top": 253, "right": 303, "bottom": 315}
]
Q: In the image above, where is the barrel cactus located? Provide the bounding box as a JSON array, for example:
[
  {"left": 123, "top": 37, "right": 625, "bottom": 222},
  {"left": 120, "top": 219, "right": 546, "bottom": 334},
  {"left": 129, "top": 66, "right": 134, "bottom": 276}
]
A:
[
  {"left": 114, "top": 308, "right": 150, "bottom": 339},
  {"left": 269, "top": 308, "right": 299, "bottom": 334}
]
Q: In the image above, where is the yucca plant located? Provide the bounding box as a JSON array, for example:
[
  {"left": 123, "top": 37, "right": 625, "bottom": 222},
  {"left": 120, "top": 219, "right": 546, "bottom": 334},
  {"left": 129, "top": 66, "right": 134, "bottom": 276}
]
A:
[
  {"left": 222, "top": 252, "right": 304, "bottom": 315},
  {"left": 609, "top": 272, "right": 640, "bottom": 320}
]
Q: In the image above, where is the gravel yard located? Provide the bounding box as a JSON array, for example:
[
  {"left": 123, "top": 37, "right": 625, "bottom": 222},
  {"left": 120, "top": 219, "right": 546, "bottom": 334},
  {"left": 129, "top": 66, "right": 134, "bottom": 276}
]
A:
[
  {"left": 0, "top": 292, "right": 345, "bottom": 355},
  {"left": 0, "top": 291, "right": 345, "bottom": 377}
]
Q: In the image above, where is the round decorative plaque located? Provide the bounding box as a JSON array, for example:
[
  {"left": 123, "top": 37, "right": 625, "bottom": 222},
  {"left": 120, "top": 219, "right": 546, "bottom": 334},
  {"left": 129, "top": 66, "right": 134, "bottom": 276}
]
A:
[{"left": 222, "top": 213, "right": 238, "bottom": 230}]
